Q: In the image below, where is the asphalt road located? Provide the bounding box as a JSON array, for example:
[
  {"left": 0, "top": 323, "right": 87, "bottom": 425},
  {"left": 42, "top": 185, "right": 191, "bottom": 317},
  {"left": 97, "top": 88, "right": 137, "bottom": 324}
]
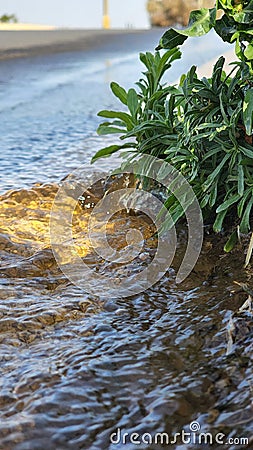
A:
[{"left": 0, "top": 29, "right": 153, "bottom": 59}]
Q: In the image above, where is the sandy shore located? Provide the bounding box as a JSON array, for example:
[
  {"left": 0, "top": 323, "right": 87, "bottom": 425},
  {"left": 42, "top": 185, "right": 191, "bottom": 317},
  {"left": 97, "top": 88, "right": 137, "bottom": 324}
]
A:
[
  {"left": 0, "top": 23, "right": 56, "bottom": 31},
  {"left": 0, "top": 29, "right": 151, "bottom": 60}
]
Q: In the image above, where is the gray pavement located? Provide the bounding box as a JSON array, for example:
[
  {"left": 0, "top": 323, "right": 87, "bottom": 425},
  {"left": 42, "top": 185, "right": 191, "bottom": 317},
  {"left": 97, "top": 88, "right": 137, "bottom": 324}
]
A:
[{"left": 0, "top": 29, "right": 149, "bottom": 59}]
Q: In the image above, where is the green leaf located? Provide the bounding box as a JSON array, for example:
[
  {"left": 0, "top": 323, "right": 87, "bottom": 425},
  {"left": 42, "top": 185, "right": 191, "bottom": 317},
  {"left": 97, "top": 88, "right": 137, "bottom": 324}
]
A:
[
  {"left": 139, "top": 52, "right": 154, "bottom": 71},
  {"left": 91, "top": 143, "right": 136, "bottom": 163},
  {"left": 159, "top": 202, "right": 185, "bottom": 233},
  {"left": 157, "top": 8, "right": 216, "bottom": 50},
  {"left": 217, "top": 0, "right": 234, "bottom": 13},
  {"left": 219, "top": 92, "right": 230, "bottom": 125},
  {"left": 209, "top": 181, "right": 218, "bottom": 208},
  {"left": 213, "top": 209, "right": 227, "bottom": 232},
  {"left": 214, "top": 14, "right": 236, "bottom": 43},
  {"left": 127, "top": 88, "right": 139, "bottom": 120},
  {"left": 110, "top": 82, "right": 128, "bottom": 105},
  {"left": 216, "top": 193, "right": 241, "bottom": 213},
  {"left": 224, "top": 230, "right": 238, "bottom": 252},
  {"left": 238, "top": 188, "right": 252, "bottom": 218},
  {"left": 235, "top": 37, "right": 244, "bottom": 60},
  {"left": 203, "top": 152, "right": 231, "bottom": 191},
  {"left": 239, "top": 145, "right": 253, "bottom": 159},
  {"left": 135, "top": 79, "right": 147, "bottom": 92},
  {"left": 200, "top": 193, "right": 210, "bottom": 208},
  {"left": 182, "top": 8, "right": 216, "bottom": 37},
  {"left": 243, "top": 88, "right": 253, "bottom": 135},
  {"left": 212, "top": 56, "right": 225, "bottom": 91},
  {"left": 157, "top": 29, "right": 187, "bottom": 50},
  {"left": 98, "top": 110, "right": 134, "bottom": 130},
  {"left": 238, "top": 156, "right": 244, "bottom": 197},
  {"left": 124, "top": 120, "right": 169, "bottom": 137},
  {"left": 233, "top": 0, "right": 253, "bottom": 24},
  {"left": 240, "top": 195, "right": 253, "bottom": 233},
  {"left": 159, "top": 47, "right": 181, "bottom": 71},
  {"left": 244, "top": 44, "right": 253, "bottom": 60},
  {"left": 97, "top": 124, "right": 126, "bottom": 135}
]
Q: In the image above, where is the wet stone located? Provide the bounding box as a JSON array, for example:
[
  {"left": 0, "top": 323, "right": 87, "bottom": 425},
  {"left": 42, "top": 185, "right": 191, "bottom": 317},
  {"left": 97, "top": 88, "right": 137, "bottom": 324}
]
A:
[
  {"left": 103, "top": 301, "right": 119, "bottom": 312},
  {"left": 94, "top": 324, "right": 114, "bottom": 333}
]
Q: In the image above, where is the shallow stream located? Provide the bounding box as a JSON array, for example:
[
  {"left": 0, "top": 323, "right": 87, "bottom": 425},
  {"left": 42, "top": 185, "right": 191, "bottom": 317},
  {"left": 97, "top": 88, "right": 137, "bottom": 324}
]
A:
[{"left": 0, "top": 30, "right": 252, "bottom": 449}]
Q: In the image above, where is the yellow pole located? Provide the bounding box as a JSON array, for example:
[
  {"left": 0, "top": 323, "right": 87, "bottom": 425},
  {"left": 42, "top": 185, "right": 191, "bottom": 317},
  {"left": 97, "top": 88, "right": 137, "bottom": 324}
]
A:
[{"left": 102, "top": 0, "right": 110, "bottom": 29}]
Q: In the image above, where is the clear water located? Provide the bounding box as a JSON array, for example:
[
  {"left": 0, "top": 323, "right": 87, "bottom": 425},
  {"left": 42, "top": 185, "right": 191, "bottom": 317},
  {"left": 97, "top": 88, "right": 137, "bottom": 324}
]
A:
[{"left": 0, "top": 29, "right": 230, "bottom": 192}]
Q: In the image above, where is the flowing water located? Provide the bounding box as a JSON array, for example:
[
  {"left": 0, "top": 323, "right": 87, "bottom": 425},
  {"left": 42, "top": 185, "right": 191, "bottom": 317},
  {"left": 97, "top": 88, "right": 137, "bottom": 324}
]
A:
[{"left": 0, "top": 30, "right": 252, "bottom": 449}]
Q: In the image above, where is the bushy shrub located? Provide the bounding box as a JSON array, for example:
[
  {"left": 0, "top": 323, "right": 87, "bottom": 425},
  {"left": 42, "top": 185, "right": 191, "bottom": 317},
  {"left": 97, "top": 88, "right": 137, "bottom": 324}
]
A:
[{"left": 93, "top": 1, "right": 253, "bottom": 249}]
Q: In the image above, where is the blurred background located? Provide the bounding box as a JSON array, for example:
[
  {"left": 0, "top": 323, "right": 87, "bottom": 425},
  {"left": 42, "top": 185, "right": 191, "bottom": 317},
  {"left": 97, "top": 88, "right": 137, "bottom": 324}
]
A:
[
  {"left": 0, "top": 0, "right": 150, "bottom": 29},
  {"left": 147, "top": 0, "right": 214, "bottom": 27},
  {"left": 0, "top": 0, "right": 227, "bottom": 194},
  {"left": 0, "top": 0, "right": 215, "bottom": 29}
]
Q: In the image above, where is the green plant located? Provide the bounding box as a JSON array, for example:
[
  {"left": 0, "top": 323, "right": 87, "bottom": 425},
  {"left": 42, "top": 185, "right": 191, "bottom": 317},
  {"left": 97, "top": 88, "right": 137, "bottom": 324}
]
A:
[
  {"left": 92, "top": 48, "right": 181, "bottom": 161},
  {"left": 0, "top": 14, "right": 18, "bottom": 23},
  {"left": 157, "top": 0, "right": 253, "bottom": 73},
  {"left": 92, "top": 0, "right": 253, "bottom": 249}
]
